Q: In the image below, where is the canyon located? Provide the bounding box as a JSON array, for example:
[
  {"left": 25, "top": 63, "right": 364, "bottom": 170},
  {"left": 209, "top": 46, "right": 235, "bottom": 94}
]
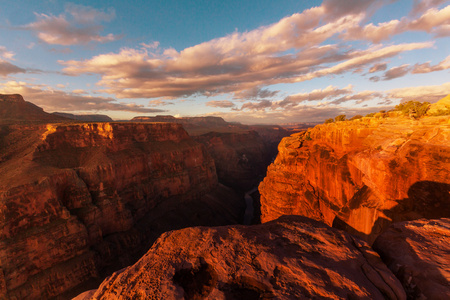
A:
[
  {"left": 0, "top": 120, "right": 248, "bottom": 299},
  {"left": 0, "top": 94, "right": 288, "bottom": 299},
  {"left": 1, "top": 93, "right": 449, "bottom": 299}
]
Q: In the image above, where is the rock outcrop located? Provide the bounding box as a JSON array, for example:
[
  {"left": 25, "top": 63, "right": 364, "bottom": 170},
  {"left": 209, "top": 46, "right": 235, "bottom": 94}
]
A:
[
  {"left": 373, "top": 218, "right": 450, "bottom": 300},
  {"left": 76, "top": 215, "right": 406, "bottom": 300},
  {"left": 0, "top": 122, "right": 243, "bottom": 299},
  {"left": 259, "top": 115, "right": 450, "bottom": 243}
]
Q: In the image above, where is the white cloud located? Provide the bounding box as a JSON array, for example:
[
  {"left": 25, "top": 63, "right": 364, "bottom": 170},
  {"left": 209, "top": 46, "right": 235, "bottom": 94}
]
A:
[{"left": 21, "top": 4, "right": 120, "bottom": 45}]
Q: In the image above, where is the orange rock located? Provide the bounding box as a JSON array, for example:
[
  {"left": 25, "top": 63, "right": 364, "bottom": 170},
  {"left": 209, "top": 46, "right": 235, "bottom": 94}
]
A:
[
  {"left": 373, "top": 218, "right": 450, "bottom": 300},
  {"left": 0, "top": 121, "right": 243, "bottom": 299},
  {"left": 78, "top": 216, "right": 406, "bottom": 300},
  {"left": 259, "top": 116, "right": 450, "bottom": 244}
]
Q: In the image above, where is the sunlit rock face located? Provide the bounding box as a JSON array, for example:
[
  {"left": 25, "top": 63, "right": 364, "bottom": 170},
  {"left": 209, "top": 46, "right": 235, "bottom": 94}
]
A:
[
  {"left": 259, "top": 116, "right": 450, "bottom": 244},
  {"left": 75, "top": 215, "right": 406, "bottom": 300},
  {"left": 0, "top": 122, "right": 243, "bottom": 299},
  {"left": 373, "top": 218, "right": 450, "bottom": 300}
]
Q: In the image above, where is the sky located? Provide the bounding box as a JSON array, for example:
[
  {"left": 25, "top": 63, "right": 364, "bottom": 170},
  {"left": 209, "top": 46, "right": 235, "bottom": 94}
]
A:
[{"left": 0, "top": 0, "right": 449, "bottom": 124}]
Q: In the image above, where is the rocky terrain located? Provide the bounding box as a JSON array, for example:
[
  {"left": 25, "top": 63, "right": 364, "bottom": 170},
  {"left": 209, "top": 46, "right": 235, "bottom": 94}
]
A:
[
  {"left": 259, "top": 114, "right": 450, "bottom": 244},
  {"left": 373, "top": 218, "right": 450, "bottom": 300},
  {"left": 75, "top": 215, "right": 406, "bottom": 300},
  {"left": 0, "top": 112, "right": 244, "bottom": 299}
]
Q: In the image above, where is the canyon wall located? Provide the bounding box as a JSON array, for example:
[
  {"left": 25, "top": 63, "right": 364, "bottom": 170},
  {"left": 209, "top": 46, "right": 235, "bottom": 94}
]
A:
[
  {"left": 259, "top": 115, "right": 450, "bottom": 243},
  {"left": 0, "top": 122, "right": 243, "bottom": 299},
  {"left": 193, "top": 131, "right": 270, "bottom": 191},
  {"left": 131, "top": 115, "right": 292, "bottom": 191}
]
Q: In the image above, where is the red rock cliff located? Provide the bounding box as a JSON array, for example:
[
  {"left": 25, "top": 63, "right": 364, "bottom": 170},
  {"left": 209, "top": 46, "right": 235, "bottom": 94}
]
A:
[
  {"left": 259, "top": 116, "right": 450, "bottom": 243},
  {"left": 0, "top": 122, "right": 243, "bottom": 299}
]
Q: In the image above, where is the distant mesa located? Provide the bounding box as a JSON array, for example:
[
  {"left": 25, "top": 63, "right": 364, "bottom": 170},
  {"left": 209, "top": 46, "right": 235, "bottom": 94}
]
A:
[
  {"left": 52, "top": 112, "right": 113, "bottom": 122},
  {"left": 132, "top": 115, "right": 230, "bottom": 128},
  {"left": 0, "top": 94, "right": 25, "bottom": 102},
  {"left": 0, "top": 93, "right": 68, "bottom": 124}
]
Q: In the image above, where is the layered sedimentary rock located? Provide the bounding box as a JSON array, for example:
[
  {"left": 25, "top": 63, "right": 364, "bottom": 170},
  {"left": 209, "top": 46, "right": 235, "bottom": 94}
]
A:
[
  {"left": 76, "top": 215, "right": 406, "bottom": 300},
  {"left": 0, "top": 122, "right": 243, "bottom": 299},
  {"left": 373, "top": 218, "right": 450, "bottom": 300},
  {"left": 259, "top": 115, "right": 450, "bottom": 243},
  {"left": 131, "top": 115, "right": 291, "bottom": 191}
]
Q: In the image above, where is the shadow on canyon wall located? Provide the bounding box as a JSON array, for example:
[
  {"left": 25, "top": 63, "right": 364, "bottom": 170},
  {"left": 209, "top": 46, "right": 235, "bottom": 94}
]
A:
[{"left": 332, "top": 181, "right": 450, "bottom": 244}]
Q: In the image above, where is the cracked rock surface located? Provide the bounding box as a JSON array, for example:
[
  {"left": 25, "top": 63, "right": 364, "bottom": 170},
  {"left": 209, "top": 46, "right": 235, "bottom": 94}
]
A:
[
  {"left": 373, "top": 218, "right": 450, "bottom": 300},
  {"left": 77, "top": 215, "right": 406, "bottom": 300}
]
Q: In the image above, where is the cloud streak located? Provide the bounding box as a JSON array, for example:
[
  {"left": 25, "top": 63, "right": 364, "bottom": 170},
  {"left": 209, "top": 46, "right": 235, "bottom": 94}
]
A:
[
  {"left": 205, "top": 100, "right": 235, "bottom": 108},
  {"left": 0, "top": 81, "right": 164, "bottom": 113}
]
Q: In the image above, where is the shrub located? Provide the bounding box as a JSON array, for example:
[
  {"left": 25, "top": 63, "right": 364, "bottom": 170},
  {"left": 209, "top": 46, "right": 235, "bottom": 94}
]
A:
[
  {"left": 394, "top": 101, "right": 430, "bottom": 118},
  {"left": 350, "top": 115, "right": 363, "bottom": 120},
  {"left": 334, "top": 115, "right": 346, "bottom": 122},
  {"left": 325, "top": 118, "right": 334, "bottom": 124},
  {"left": 365, "top": 112, "right": 375, "bottom": 117},
  {"left": 304, "top": 132, "right": 312, "bottom": 140}
]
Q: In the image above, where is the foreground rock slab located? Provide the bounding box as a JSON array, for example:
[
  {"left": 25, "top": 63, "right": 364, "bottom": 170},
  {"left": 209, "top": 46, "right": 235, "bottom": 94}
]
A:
[
  {"left": 373, "top": 218, "right": 450, "bottom": 300},
  {"left": 78, "top": 215, "right": 406, "bottom": 300}
]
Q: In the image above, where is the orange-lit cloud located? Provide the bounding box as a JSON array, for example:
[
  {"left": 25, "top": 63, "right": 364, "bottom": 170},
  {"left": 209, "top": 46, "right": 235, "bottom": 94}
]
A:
[
  {"left": 342, "top": 5, "right": 450, "bottom": 43},
  {"left": 237, "top": 82, "right": 449, "bottom": 114},
  {"left": 21, "top": 4, "right": 120, "bottom": 45},
  {"left": 0, "top": 81, "right": 164, "bottom": 113},
  {"left": 368, "top": 63, "right": 388, "bottom": 73},
  {"left": 205, "top": 100, "right": 235, "bottom": 108},
  {"left": 370, "top": 55, "right": 450, "bottom": 81},
  {"left": 0, "top": 60, "right": 26, "bottom": 77},
  {"left": 387, "top": 82, "right": 450, "bottom": 102},
  {"left": 58, "top": 0, "right": 443, "bottom": 102},
  {"left": 412, "top": 55, "right": 450, "bottom": 73}
]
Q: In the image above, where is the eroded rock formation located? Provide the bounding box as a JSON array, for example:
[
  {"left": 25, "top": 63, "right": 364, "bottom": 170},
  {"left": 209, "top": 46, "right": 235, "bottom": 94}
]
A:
[
  {"left": 259, "top": 115, "right": 450, "bottom": 243},
  {"left": 76, "top": 215, "right": 406, "bottom": 300},
  {"left": 0, "top": 122, "right": 243, "bottom": 299},
  {"left": 373, "top": 218, "right": 450, "bottom": 300},
  {"left": 131, "top": 115, "right": 292, "bottom": 191}
]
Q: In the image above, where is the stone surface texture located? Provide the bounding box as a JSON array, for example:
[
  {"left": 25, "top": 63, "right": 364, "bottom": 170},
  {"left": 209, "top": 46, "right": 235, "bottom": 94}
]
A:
[
  {"left": 77, "top": 215, "right": 406, "bottom": 300},
  {"left": 373, "top": 218, "right": 450, "bottom": 300}
]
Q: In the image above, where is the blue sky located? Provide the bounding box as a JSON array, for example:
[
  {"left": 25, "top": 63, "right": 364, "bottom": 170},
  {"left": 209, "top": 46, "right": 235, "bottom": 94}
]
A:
[{"left": 0, "top": 0, "right": 449, "bottom": 123}]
